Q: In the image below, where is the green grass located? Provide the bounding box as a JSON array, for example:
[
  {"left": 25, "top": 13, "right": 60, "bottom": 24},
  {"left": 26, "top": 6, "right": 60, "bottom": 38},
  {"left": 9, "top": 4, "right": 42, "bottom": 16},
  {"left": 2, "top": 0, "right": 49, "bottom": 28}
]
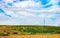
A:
[
  {"left": 10, "top": 26, "right": 60, "bottom": 34},
  {"left": 0, "top": 33, "right": 9, "bottom": 36},
  {"left": 0, "top": 25, "right": 60, "bottom": 36}
]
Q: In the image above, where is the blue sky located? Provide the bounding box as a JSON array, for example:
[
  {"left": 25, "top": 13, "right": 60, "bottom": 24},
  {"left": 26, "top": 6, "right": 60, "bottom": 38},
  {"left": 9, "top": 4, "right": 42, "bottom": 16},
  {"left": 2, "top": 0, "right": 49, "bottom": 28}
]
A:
[{"left": 0, "top": 0, "right": 60, "bottom": 26}]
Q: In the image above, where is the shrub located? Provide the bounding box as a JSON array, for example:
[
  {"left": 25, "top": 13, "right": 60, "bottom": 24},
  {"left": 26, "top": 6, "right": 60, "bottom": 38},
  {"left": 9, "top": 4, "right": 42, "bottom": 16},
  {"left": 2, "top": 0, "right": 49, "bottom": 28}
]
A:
[{"left": 0, "top": 33, "right": 9, "bottom": 36}]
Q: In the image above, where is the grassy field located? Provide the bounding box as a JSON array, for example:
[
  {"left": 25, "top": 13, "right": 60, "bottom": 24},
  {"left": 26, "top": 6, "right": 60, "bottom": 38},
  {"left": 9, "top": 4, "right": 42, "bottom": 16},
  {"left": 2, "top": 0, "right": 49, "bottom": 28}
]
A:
[{"left": 0, "top": 25, "right": 60, "bottom": 36}]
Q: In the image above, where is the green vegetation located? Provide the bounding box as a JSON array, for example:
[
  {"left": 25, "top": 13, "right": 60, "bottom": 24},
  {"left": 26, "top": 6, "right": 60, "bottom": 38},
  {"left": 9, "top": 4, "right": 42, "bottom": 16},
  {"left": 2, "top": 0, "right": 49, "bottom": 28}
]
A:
[
  {"left": 0, "top": 25, "right": 60, "bottom": 36},
  {"left": 0, "top": 33, "right": 9, "bottom": 36}
]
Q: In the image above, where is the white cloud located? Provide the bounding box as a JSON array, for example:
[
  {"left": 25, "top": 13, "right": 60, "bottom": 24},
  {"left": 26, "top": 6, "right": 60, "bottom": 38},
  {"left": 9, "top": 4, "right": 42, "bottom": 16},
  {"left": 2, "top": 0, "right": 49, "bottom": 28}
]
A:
[{"left": 0, "top": 0, "right": 60, "bottom": 26}]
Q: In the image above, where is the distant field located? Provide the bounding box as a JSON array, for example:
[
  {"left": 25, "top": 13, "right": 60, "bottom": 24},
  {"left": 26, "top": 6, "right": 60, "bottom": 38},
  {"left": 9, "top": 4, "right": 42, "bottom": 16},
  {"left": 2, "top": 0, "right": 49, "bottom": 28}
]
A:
[{"left": 0, "top": 25, "right": 60, "bottom": 36}]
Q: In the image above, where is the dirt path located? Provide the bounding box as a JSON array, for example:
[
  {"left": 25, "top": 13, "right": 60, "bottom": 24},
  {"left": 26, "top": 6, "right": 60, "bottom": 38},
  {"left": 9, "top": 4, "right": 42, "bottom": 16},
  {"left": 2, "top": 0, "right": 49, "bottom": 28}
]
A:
[{"left": 0, "top": 34, "right": 60, "bottom": 38}]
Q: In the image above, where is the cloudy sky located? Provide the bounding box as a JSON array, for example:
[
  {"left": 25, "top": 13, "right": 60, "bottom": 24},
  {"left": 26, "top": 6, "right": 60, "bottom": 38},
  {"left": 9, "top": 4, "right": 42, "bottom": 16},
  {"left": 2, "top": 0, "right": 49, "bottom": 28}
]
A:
[{"left": 0, "top": 0, "right": 60, "bottom": 26}]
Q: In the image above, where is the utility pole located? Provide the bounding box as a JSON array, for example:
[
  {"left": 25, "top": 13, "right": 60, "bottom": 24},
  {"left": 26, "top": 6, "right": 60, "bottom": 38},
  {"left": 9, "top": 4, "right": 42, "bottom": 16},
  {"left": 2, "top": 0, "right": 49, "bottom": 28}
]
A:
[{"left": 44, "top": 18, "right": 45, "bottom": 26}]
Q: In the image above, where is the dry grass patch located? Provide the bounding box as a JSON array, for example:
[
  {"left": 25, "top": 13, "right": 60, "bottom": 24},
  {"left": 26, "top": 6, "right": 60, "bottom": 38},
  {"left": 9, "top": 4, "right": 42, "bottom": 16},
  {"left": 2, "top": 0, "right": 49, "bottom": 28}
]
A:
[{"left": 0, "top": 34, "right": 60, "bottom": 38}]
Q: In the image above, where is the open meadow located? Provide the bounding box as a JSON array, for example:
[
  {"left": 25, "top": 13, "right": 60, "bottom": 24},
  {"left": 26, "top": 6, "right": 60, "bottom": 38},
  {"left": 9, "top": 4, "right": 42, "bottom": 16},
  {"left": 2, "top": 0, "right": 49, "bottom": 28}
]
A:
[{"left": 0, "top": 25, "right": 60, "bottom": 38}]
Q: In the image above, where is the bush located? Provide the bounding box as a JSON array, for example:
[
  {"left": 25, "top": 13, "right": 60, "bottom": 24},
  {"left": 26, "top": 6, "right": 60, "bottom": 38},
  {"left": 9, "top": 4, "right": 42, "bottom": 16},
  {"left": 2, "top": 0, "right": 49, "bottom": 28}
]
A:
[{"left": 0, "top": 33, "right": 9, "bottom": 36}]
